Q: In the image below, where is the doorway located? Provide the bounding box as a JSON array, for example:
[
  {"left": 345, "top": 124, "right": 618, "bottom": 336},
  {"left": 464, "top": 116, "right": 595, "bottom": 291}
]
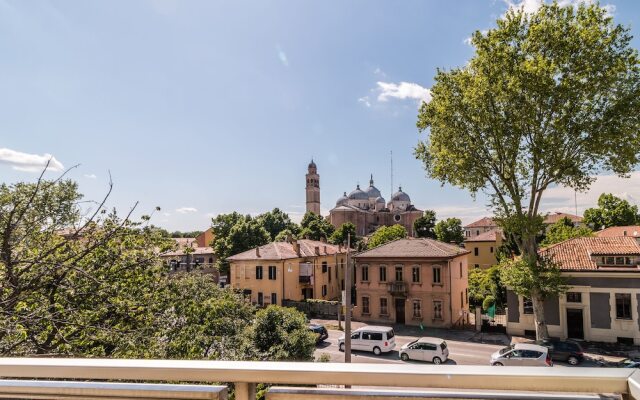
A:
[
  {"left": 395, "top": 298, "right": 405, "bottom": 324},
  {"left": 566, "top": 308, "right": 584, "bottom": 340}
]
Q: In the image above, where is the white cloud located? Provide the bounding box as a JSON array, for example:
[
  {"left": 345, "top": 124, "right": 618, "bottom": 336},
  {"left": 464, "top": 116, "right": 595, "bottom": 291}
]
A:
[
  {"left": 373, "top": 67, "right": 386, "bottom": 77},
  {"left": 0, "top": 147, "right": 64, "bottom": 172},
  {"left": 358, "top": 96, "right": 371, "bottom": 107},
  {"left": 376, "top": 81, "right": 432, "bottom": 104},
  {"left": 84, "top": 173, "right": 97, "bottom": 179},
  {"left": 276, "top": 45, "right": 289, "bottom": 67},
  {"left": 502, "top": 0, "right": 614, "bottom": 17},
  {"left": 163, "top": 212, "right": 171, "bottom": 217},
  {"left": 176, "top": 207, "right": 198, "bottom": 214}
]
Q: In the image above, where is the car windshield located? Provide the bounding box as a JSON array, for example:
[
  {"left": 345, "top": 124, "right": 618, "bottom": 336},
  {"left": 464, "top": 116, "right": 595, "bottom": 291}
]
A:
[
  {"left": 499, "top": 346, "right": 513, "bottom": 355},
  {"left": 387, "top": 330, "right": 395, "bottom": 339}
]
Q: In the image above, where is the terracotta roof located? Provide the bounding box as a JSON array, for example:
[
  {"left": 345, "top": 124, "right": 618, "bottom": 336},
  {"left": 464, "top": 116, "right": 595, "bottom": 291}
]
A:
[
  {"left": 543, "top": 212, "right": 583, "bottom": 225},
  {"left": 354, "top": 238, "right": 469, "bottom": 259},
  {"left": 464, "top": 217, "right": 496, "bottom": 229},
  {"left": 162, "top": 246, "right": 214, "bottom": 257},
  {"left": 465, "top": 229, "right": 502, "bottom": 242},
  {"left": 596, "top": 226, "right": 640, "bottom": 238},
  {"left": 540, "top": 237, "right": 640, "bottom": 271},
  {"left": 173, "top": 238, "right": 197, "bottom": 247},
  {"left": 227, "top": 240, "right": 346, "bottom": 261}
]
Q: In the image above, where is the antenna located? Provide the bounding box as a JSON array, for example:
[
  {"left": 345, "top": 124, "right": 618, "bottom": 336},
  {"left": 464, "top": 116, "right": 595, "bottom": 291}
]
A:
[{"left": 390, "top": 150, "right": 394, "bottom": 196}]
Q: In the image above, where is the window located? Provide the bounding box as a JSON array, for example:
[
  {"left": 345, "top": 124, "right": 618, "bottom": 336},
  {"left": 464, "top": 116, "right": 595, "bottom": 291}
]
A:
[
  {"left": 379, "top": 266, "right": 387, "bottom": 282},
  {"left": 465, "top": 288, "right": 468, "bottom": 304},
  {"left": 459, "top": 262, "right": 463, "bottom": 278},
  {"left": 433, "top": 300, "right": 443, "bottom": 320},
  {"left": 413, "top": 300, "right": 422, "bottom": 318},
  {"left": 566, "top": 292, "right": 582, "bottom": 303},
  {"left": 362, "top": 297, "right": 370, "bottom": 314},
  {"left": 490, "top": 247, "right": 494, "bottom": 253},
  {"left": 616, "top": 293, "right": 632, "bottom": 320},
  {"left": 322, "top": 285, "right": 327, "bottom": 297},
  {"left": 257, "top": 292, "right": 263, "bottom": 306},
  {"left": 322, "top": 261, "right": 328, "bottom": 273},
  {"left": 433, "top": 267, "right": 441, "bottom": 284},
  {"left": 523, "top": 297, "right": 534, "bottom": 314},
  {"left": 341, "top": 279, "right": 344, "bottom": 290},
  {"left": 412, "top": 266, "right": 420, "bottom": 283},
  {"left": 268, "top": 265, "right": 276, "bottom": 280},
  {"left": 380, "top": 298, "right": 388, "bottom": 315},
  {"left": 336, "top": 262, "right": 339, "bottom": 278},
  {"left": 474, "top": 264, "right": 479, "bottom": 269},
  {"left": 395, "top": 266, "right": 403, "bottom": 282},
  {"left": 474, "top": 247, "right": 479, "bottom": 256},
  {"left": 460, "top": 292, "right": 463, "bottom": 306},
  {"left": 606, "top": 256, "right": 615, "bottom": 265},
  {"left": 361, "top": 265, "right": 369, "bottom": 282},
  {"left": 328, "top": 267, "right": 332, "bottom": 283},
  {"left": 476, "top": 230, "right": 479, "bottom": 236},
  {"left": 255, "top": 266, "right": 263, "bottom": 280},
  {"left": 271, "top": 293, "right": 277, "bottom": 305}
]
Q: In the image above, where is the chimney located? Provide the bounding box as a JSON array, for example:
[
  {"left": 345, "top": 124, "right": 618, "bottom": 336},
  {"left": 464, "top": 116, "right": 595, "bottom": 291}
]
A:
[
  {"left": 338, "top": 243, "right": 342, "bottom": 252},
  {"left": 255, "top": 247, "right": 260, "bottom": 257},
  {"left": 320, "top": 236, "right": 326, "bottom": 243},
  {"left": 323, "top": 245, "right": 327, "bottom": 254},
  {"left": 286, "top": 234, "right": 293, "bottom": 243},
  {"left": 292, "top": 240, "right": 301, "bottom": 257},
  {"left": 315, "top": 246, "right": 320, "bottom": 256}
]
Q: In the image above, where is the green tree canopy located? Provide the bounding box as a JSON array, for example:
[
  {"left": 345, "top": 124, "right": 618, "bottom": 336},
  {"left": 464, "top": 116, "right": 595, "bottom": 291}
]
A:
[
  {"left": 468, "top": 265, "right": 506, "bottom": 308},
  {"left": 329, "top": 222, "right": 358, "bottom": 246},
  {"left": 583, "top": 193, "right": 640, "bottom": 230},
  {"left": 541, "top": 217, "right": 593, "bottom": 247},
  {"left": 298, "top": 212, "right": 335, "bottom": 241},
  {"left": 434, "top": 218, "right": 464, "bottom": 244},
  {"left": 415, "top": 3, "right": 640, "bottom": 339},
  {"left": 414, "top": 210, "right": 437, "bottom": 238},
  {"left": 368, "top": 225, "right": 407, "bottom": 249},
  {"left": 256, "top": 208, "right": 300, "bottom": 241}
]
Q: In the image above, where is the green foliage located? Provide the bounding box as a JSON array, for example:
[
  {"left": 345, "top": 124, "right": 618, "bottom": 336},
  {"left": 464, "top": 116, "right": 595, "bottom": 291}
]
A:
[
  {"left": 467, "top": 265, "right": 505, "bottom": 307},
  {"left": 541, "top": 217, "right": 593, "bottom": 247},
  {"left": 242, "top": 306, "right": 316, "bottom": 361},
  {"left": 415, "top": 2, "right": 640, "bottom": 339},
  {"left": 211, "top": 213, "right": 270, "bottom": 275},
  {"left": 256, "top": 208, "right": 300, "bottom": 241},
  {"left": 500, "top": 257, "right": 567, "bottom": 301},
  {"left": 305, "top": 299, "right": 339, "bottom": 305},
  {"left": 482, "top": 295, "right": 496, "bottom": 312},
  {"left": 170, "top": 230, "right": 203, "bottom": 238},
  {"left": 274, "top": 228, "right": 297, "bottom": 242},
  {"left": 414, "top": 210, "right": 437, "bottom": 239},
  {"left": 329, "top": 222, "right": 358, "bottom": 246},
  {"left": 583, "top": 193, "right": 640, "bottom": 230},
  {"left": 299, "top": 212, "right": 335, "bottom": 241},
  {"left": 368, "top": 224, "right": 408, "bottom": 249},
  {"left": 317, "top": 353, "right": 331, "bottom": 362},
  {"left": 434, "top": 218, "right": 464, "bottom": 244}
]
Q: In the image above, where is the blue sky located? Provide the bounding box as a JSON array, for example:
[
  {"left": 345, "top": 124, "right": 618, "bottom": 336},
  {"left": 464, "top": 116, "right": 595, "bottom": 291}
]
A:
[{"left": 1, "top": 0, "right": 640, "bottom": 231}]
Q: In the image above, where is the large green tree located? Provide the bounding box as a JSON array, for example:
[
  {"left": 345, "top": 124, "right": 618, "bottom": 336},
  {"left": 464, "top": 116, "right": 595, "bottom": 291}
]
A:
[
  {"left": 583, "top": 193, "right": 640, "bottom": 229},
  {"left": 541, "top": 217, "right": 593, "bottom": 247},
  {"left": 329, "top": 222, "right": 358, "bottom": 246},
  {"left": 415, "top": 3, "right": 640, "bottom": 339},
  {"left": 256, "top": 208, "right": 300, "bottom": 241},
  {"left": 298, "top": 212, "right": 335, "bottom": 241},
  {"left": 414, "top": 210, "right": 437, "bottom": 238},
  {"left": 368, "top": 225, "right": 407, "bottom": 249},
  {"left": 434, "top": 217, "right": 464, "bottom": 244}
]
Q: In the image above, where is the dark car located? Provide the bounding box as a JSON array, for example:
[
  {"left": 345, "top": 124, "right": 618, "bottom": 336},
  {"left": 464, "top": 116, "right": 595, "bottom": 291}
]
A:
[
  {"left": 308, "top": 324, "right": 328, "bottom": 344},
  {"left": 535, "top": 339, "right": 584, "bottom": 365},
  {"left": 613, "top": 358, "right": 640, "bottom": 368}
]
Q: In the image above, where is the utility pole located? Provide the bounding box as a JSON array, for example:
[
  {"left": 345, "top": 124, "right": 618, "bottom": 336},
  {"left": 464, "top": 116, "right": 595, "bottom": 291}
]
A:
[{"left": 345, "top": 233, "right": 352, "bottom": 363}]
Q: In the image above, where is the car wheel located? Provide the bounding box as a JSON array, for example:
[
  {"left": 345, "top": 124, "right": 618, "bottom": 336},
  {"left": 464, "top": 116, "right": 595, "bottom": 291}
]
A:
[
  {"left": 493, "top": 362, "right": 503, "bottom": 366},
  {"left": 432, "top": 357, "right": 442, "bottom": 365},
  {"left": 339, "top": 343, "right": 345, "bottom": 352},
  {"left": 373, "top": 347, "right": 382, "bottom": 355},
  {"left": 568, "top": 356, "right": 579, "bottom": 366},
  {"left": 401, "top": 353, "right": 410, "bottom": 361}
]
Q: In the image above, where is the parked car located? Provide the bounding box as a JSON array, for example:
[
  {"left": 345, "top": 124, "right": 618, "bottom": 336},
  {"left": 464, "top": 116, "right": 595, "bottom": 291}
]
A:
[
  {"left": 535, "top": 339, "right": 584, "bottom": 365},
  {"left": 308, "top": 324, "right": 328, "bottom": 344},
  {"left": 490, "top": 343, "right": 552, "bottom": 367},
  {"left": 399, "top": 337, "right": 449, "bottom": 364},
  {"left": 338, "top": 326, "right": 396, "bottom": 355},
  {"left": 613, "top": 358, "right": 640, "bottom": 368}
]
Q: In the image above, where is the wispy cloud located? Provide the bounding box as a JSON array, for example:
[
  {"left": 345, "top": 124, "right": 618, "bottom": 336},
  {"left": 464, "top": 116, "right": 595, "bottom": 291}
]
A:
[
  {"left": 373, "top": 67, "right": 386, "bottom": 78},
  {"left": 358, "top": 96, "right": 371, "bottom": 107},
  {"left": 376, "top": 81, "right": 431, "bottom": 104},
  {"left": 502, "top": 0, "right": 615, "bottom": 17},
  {"left": 176, "top": 207, "right": 198, "bottom": 214},
  {"left": 276, "top": 45, "right": 289, "bottom": 67},
  {"left": 0, "top": 147, "right": 64, "bottom": 172},
  {"left": 84, "top": 173, "right": 97, "bottom": 179}
]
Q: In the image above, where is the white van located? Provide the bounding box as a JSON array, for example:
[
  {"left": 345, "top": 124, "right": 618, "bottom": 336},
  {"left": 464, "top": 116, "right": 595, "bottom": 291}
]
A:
[
  {"left": 399, "top": 337, "right": 448, "bottom": 364},
  {"left": 338, "top": 326, "right": 396, "bottom": 355}
]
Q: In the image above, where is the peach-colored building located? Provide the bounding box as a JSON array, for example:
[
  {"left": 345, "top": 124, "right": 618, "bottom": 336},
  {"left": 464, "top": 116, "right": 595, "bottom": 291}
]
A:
[
  {"left": 463, "top": 217, "right": 497, "bottom": 239},
  {"left": 227, "top": 239, "right": 347, "bottom": 306},
  {"left": 464, "top": 229, "right": 503, "bottom": 269},
  {"left": 353, "top": 238, "right": 470, "bottom": 328}
]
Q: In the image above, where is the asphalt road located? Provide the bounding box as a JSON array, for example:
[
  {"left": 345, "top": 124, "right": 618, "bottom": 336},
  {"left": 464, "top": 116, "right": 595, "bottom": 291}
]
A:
[{"left": 314, "top": 328, "right": 601, "bottom": 367}]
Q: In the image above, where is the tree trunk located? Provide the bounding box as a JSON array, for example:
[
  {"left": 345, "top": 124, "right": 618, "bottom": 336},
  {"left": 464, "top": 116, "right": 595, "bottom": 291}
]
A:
[{"left": 521, "top": 234, "right": 550, "bottom": 340}]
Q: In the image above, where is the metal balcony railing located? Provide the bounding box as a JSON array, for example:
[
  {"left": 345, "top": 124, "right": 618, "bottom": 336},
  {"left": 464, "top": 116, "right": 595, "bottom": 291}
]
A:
[
  {"left": 0, "top": 358, "right": 638, "bottom": 400},
  {"left": 387, "top": 281, "right": 407, "bottom": 296}
]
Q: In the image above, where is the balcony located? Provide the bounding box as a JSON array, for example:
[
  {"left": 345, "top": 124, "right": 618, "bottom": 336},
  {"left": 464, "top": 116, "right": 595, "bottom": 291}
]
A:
[
  {"left": 299, "top": 275, "right": 311, "bottom": 284},
  {"left": 387, "top": 281, "right": 407, "bottom": 296},
  {"left": 0, "top": 358, "right": 638, "bottom": 400}
]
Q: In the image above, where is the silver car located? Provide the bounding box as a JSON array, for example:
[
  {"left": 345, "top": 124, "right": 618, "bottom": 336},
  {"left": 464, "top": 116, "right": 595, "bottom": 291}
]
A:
[{"left": 490, "top": 343, "right": 552, "bottom": 367}]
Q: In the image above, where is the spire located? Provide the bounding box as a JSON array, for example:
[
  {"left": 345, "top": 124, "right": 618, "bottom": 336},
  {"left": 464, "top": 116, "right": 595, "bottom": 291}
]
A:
[{"left": 369, "top": 174, "right": 374, "bottom": 186}]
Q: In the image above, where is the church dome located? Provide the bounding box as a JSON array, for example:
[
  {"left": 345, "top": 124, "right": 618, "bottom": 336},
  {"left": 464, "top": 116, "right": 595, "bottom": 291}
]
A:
[
  {"left": 348, "top": 185, "right": 368, "bottom": 200},
  {"left": 391, "top": 187, "right": 411, "bottom": 203},
  {"left": 364, "top": 174, "right": 381, "bottom": 198},
  {"left": 308, "top": 159, "right": 316, "bottom": 169},
  {"left": 375, "top": 196, "right": 385, "bottom": 204},
  {"left": 336, "top": 192, "right": 349, "bottom": 206}
]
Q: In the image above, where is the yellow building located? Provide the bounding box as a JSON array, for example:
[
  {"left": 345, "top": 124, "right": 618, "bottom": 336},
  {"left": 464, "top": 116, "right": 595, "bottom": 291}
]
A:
[
  {"left": 353, "top": 238, "right": 470, "bottom": 328},
  {"left": 464, "top": 229, "right": 503, "bottom": 269},
  {"left": 227, "top": 239, "right": 347, "bottom": 306}
]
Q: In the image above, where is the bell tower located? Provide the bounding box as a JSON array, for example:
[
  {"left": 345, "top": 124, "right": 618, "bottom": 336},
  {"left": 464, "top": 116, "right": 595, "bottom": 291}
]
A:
[{"left": 306, "top": 159, "right": 321, "bottom": 215}]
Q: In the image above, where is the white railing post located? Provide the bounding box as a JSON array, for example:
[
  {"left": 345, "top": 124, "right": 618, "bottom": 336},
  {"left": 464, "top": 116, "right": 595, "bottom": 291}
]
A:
[{"left": 235, "top": 382, "right": 256, "bottom": 400}]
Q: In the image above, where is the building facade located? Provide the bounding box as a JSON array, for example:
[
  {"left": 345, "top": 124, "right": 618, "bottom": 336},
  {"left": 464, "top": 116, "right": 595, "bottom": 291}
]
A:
[
  {"left": 353, "top": 238, "right": 469, "bottom": 328},
  {"left": 464, "top": 229, "right": 503, "bottom": 269},
  {"left": 305, "top": 160, "right": 321, "bottom": 215},
  {"left": 463, "top": 217, "right": 497, "bottom": 239},
  {"left": 227, "top": 239, "right": 347, "bottom": 306},
  {"left": 160, "top": 235, "right": 220, "bottom": 281},
  {"left": 506, "top": 236, "right": 640, "bottom": 344}
]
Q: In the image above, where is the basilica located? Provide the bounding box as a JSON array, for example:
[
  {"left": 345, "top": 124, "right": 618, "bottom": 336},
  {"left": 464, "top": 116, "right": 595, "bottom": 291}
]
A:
[{"left": 305, "top": 161, "right": 423, "bottom": 237}]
